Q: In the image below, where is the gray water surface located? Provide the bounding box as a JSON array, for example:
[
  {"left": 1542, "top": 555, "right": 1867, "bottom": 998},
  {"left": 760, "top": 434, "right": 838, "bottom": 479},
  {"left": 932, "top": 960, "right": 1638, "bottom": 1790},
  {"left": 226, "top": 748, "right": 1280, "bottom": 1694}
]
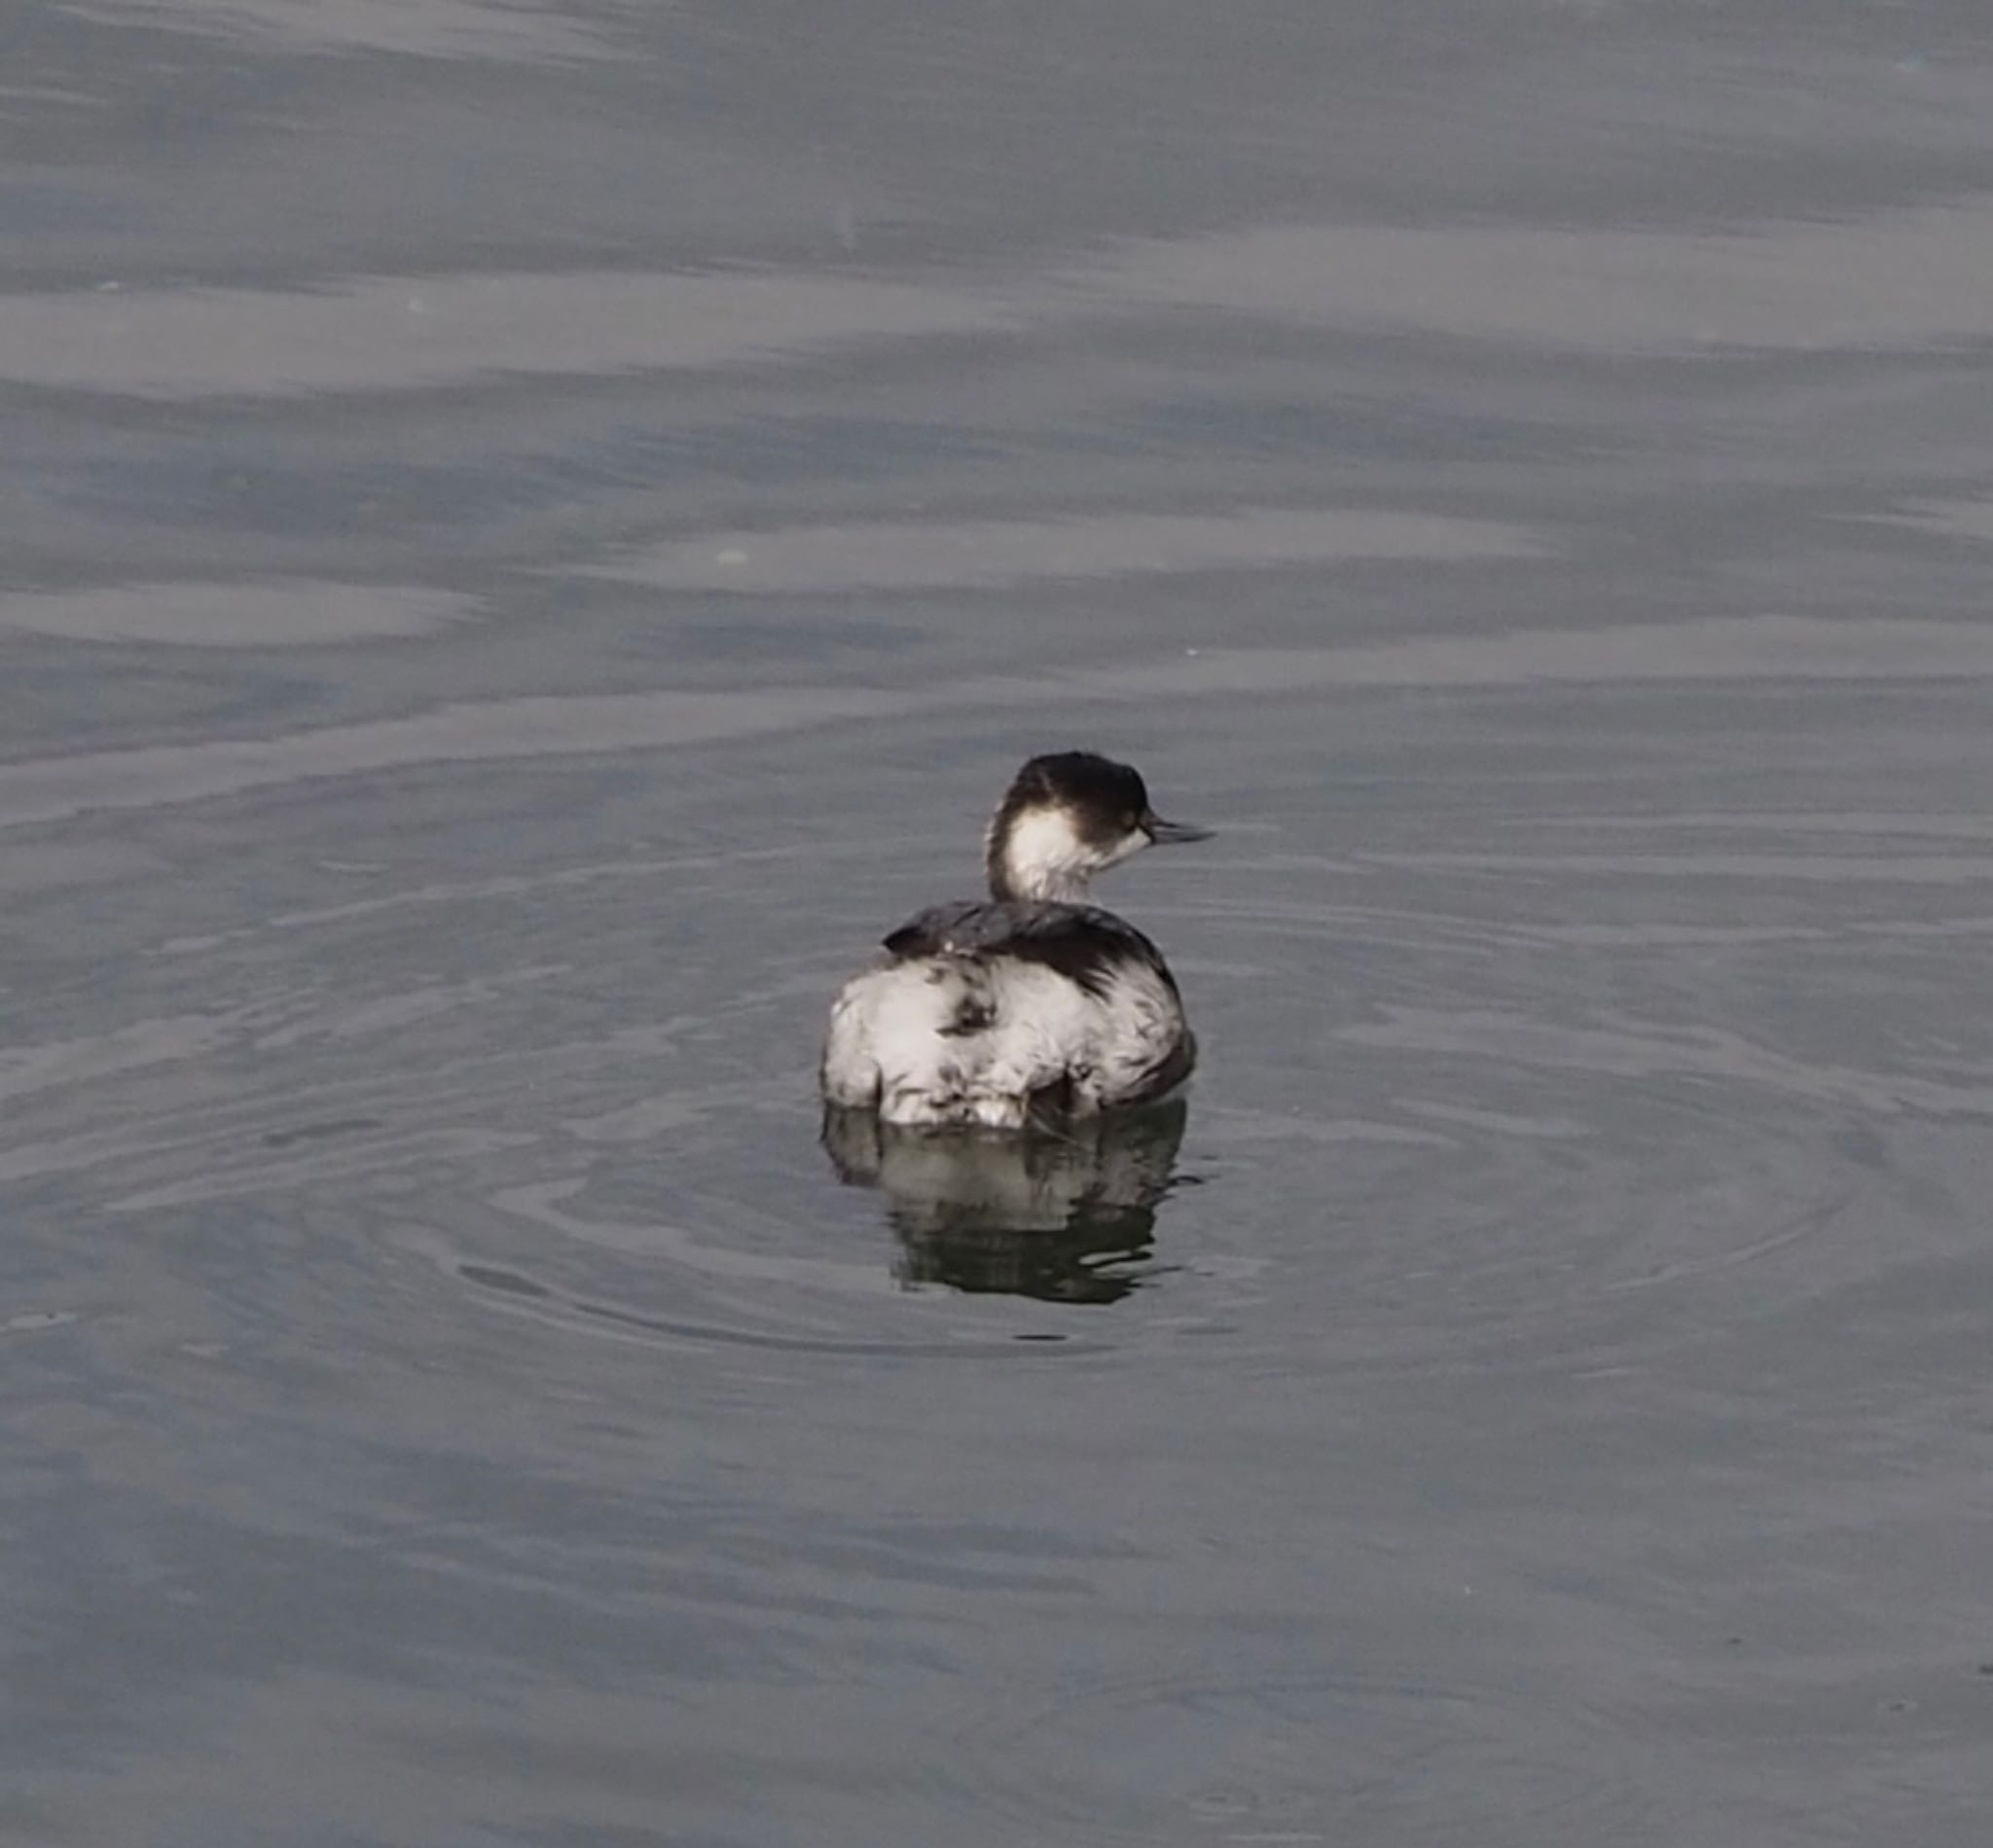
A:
[{"left": 6, "top": 4, "right": 1993, "bottom": 1843}]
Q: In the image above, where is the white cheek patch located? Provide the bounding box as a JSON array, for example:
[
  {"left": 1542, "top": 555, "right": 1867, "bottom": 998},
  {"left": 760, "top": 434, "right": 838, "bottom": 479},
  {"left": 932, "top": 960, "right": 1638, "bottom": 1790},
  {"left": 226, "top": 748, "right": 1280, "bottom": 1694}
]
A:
[
  {"left": 1001, "top": 806, "right": 1091, "bottom": 897},
  {"left": 996, "top": 804, "right": 1148, "bottom": 900},
  {"left": 1100, "top": 827, "right": 1149, "bottom": 869}
]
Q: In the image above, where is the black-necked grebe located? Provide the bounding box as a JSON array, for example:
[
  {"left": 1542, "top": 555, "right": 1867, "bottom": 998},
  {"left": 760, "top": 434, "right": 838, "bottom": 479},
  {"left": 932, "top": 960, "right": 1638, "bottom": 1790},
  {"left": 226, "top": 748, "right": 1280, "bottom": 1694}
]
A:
[{"left": 820, "top": 752, "right": 1211, "bottom": 1128}]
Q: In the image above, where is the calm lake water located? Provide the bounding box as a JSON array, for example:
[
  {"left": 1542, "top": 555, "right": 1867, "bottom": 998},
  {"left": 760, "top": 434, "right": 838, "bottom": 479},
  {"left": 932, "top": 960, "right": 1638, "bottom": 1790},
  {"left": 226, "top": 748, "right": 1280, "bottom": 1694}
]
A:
[{"left": 6, "top": 3, "right": 1993, "bottom": 1843}]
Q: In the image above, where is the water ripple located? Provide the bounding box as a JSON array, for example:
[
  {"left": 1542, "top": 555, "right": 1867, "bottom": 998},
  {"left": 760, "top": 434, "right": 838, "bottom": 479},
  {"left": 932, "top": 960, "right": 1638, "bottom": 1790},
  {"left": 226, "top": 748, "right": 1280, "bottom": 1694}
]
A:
[{"left": 3, "top": 614, "right": 1988, "bottom": 829}]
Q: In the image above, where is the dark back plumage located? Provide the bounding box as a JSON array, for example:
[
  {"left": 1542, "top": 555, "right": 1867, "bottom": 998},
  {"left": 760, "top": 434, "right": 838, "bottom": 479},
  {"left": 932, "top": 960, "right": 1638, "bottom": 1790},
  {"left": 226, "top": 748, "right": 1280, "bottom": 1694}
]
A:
[{"left": 883, "top": 899, "right": 1179, "bottom": 1001}]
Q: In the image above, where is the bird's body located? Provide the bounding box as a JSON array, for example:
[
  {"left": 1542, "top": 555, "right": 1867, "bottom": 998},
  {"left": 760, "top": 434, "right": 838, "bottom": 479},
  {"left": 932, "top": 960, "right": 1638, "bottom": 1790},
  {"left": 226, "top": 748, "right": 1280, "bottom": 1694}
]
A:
[{"left": 821, "top": 753, "right": 1209, "bottom": 1129}]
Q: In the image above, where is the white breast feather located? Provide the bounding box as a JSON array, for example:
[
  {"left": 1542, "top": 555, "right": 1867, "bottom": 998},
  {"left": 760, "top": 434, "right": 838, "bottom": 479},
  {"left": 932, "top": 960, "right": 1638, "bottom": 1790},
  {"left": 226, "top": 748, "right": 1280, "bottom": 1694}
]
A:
[
  {"left": 821, "top": 951, "right": 1190, "bottom": 1128},
  {"left": 1086, "top": 959, "right": 1190, "bottom": 1106}
]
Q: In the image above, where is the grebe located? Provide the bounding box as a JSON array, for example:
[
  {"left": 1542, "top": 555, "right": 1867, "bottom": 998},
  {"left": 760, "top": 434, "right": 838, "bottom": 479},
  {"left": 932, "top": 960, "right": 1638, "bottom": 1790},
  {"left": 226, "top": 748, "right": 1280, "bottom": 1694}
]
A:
[{"left": 820, "top": 752, "right": 1211, "bottom": 1128}]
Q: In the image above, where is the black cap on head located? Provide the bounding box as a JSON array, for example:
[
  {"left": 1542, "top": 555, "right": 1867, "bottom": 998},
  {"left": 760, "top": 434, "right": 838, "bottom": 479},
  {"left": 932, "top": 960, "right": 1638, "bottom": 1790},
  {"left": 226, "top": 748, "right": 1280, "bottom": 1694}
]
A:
[{"left": 998, "top": 751, "right": 1149, "bottom": 843}]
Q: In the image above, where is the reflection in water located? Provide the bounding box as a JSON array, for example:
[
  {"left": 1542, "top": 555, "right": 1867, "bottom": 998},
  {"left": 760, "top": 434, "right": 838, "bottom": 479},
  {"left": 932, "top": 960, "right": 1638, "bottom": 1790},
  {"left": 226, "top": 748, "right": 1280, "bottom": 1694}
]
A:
[{"left": 821, "top": 1099, "right": 1190, "bottom": 1305}]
